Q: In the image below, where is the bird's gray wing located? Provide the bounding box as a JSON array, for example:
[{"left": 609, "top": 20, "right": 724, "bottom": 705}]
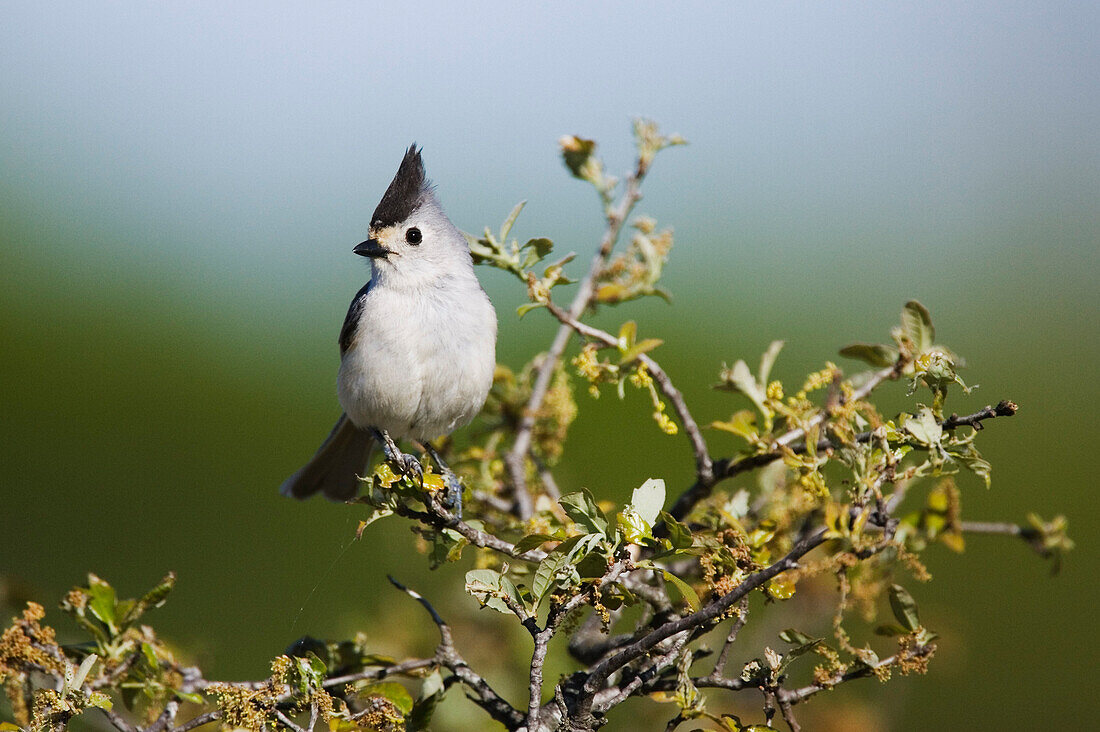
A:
[
  {"left": 339, "top": 281, "right": 372, "bottom": 355},
  {"left": 279, "top": 413, "right": 374, "bottom": 501}
]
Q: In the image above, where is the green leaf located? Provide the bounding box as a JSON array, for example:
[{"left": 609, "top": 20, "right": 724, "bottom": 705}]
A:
[
  {"left": 716, "top": 359, "right": 768, "bottom": 416},
  {"left": 120, "top": 572, "right": 176, "bottom": 629},
  {"left": 710, "top": 409, "right": 759, "bottom": 441},
  {"left": 499, "top": 201, "right": 526, "bottom": 243},
  {"left": 88, "top": 691, "right": 113, "bottom": 711},
  {"left": 174, "top": 690, "right": 204, "bottom": 705},
  {"left": 560, "top": 135, "right": 597, "bottom": 178},
  {"left": 953, "top": 448, "right": 992, "bottom": 488},
  {"left": 464, "top": 569, "right": 509, "bottom": 613},
  {"left": 522, "top": 237, "right": 554, "bottom": 260},
  {"left": 355, "top": 681, "right": 414, "bottom": 715},
  {"left": 903, "top": 407, "right": 943, "bottom": 446},
  {"left": 67, "top": 653, "right": 98, "bottom": 693},
  {"left": 758, "top": 340, "right": 784, "bottom": 385},
  {"left": 1, "top": 723, "right": 25, "bottom": 731},
  {"left": 620, "top": 338, "right": 663, "bottom": 365},
  {"left": 559, "top": 490, "right": 609, "bottom": 536},
  {"left": 576, "top": 551, "right": 609, "bottom": 579},
  {"left": 140, "top": 642, "right": 159, "bottom": 668},
  {"left": 874, "top": 624, "right": 910, "bottom": 637},
  {"left": 86, "top": 574, "right": 118, "bottom": 632},
  {"left": 839, "top": 342, "right": 898, "bottom": 367},
  {"left": 532, "top": 535, "right": 583, "bottom": 603},
  {"left": 516, "top": 302, "right": 545, "bottom": 318},
  {"left": 618, "top": 320, "right": 638, "bottom": 348},
  {"left": 902, "top": 300, "right": 934, "bottom": 353},
  {"left": 888, "top": 584, "right": 921, "bottom": 632},
  {"left": 513, "top": 533, "right": 557, "bottom": 553},
  {"left": 408, "top": 670, "right": 445, "bottom": 731},
  {"left": 419, "top": 669, "right": 444, "bottom": 700},
  {"left": 661, "top": 570, "right": 701, "bottom": 611},
  {"left": 618, "top": 507, "right": 649, "bottom": 544},
  {"left": 659, "top": 511, "right": 694, "bottom": 550},
  {"left": 428, "top": 528, "right": 467, "bottom": 569},
  {"left": 779, "top": 628, "right": 817, "bottom": 646},
  {"left": 630, "top": 478, "right": 665, "bottom": 526}
]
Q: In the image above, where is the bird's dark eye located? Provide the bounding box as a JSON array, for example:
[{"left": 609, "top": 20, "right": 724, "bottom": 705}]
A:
[{"left": 405, "top": 227, "right": 422, "bottom": 245}]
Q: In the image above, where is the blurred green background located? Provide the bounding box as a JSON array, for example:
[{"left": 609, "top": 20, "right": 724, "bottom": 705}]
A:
[{"left": 2, "top": 2, "right": 1096, "bottom": 730}]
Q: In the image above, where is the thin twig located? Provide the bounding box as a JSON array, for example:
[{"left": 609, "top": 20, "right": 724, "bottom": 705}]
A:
[
  {"left": 526, "top": 632, "right": 551, "bottom": 732},
  {"left": 666, "top": 375, "right": 1021, "bottom": 523},
  {"left": 322, "top": 657, "right": 436, "bottom": 689},
  {"left": 709, "top": 598, "right": 750, "bottom": 680},
  {"left": 568, "top": 529, "right": 828, "bottom": 726},
  {"left": 593, "top": 628, "right": 692, "bottom": 713},
  {"left": 776, "top": 694, "right": 801, "bottom": 732},
  {"left": 959, "top": 520, "right": 1022, "bottom": 536},
  {"left": 505, "top": 167, "right": 647, "bottom": 519},
  {"left": 147, "top": 701, "right": 179, "bottom": 732},
  {"left": 544, "top": 300, "right": 713, "bottom": 483},
  {"left": 778, "top": 644, "right": 934, "bottom": 705},
  {"left": 387, "top": 576, "right": 525, "bottom": 729},
  {"left": 275, "top": 709, "right": 307, "bottom": 732},
  {"left": 100, "top": 708, "right": 137, "bottom": 732},
  {"left": 166, "top": 711, "right": 221, "bottom": 732},
  {"left": 394, "top": 493, "right": 545, "bottom": 563},
  {"left": 942, "top": 400, "right": 1018, "bottom": 430},
  {"left": 528, "top": 560, "right": 629, "bottom": 730}
]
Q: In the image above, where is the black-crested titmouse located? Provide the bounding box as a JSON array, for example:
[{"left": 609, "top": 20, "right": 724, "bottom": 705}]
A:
[{"left": 280, "top": 146, "right": 497, "bottom": 510}]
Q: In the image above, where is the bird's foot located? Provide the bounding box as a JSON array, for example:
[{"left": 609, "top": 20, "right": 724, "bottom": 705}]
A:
[
  {"left": 373, "top": 429, "right": 424, "bottom": 484},
  {"left": 420, "top": 441, "right": 464, "bottom": 520}
]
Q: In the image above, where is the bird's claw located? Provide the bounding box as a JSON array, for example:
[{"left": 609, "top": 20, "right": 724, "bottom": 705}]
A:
[
  {"left": 396, "top": 452, "right": 424, "bottom": 483},
  {"left": 373, "top": 429, "right": 424, "bottom": 484},
  {"left": 442, "top": 471, "right": 464, "bottom": 520}
]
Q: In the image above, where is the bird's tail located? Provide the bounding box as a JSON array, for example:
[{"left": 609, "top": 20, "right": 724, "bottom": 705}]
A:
[{"left": 279, "top": 414, "right": 374, "bottom": 501}]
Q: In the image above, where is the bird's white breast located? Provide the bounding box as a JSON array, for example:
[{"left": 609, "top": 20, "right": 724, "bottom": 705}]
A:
[{"left": 337, "top": 275, "right": 496, "bottom": 442}]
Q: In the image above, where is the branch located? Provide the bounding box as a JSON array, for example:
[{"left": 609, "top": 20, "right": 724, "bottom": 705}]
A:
[
  {"left": 959, "top": 520, "right": 1023, "bottom": 537},
  {"left": 321, "top": 658, "right": 436, "bottom": 690},
  {"left": 776, "top": 694, "right": 801, "bottom": 732},
  {"left": 387, "top": 577, "right": 524, "bottom": 729},
  {"left": 505, "top": 166, "right": 647, "bottom": 519},
  {"left": 274, "top": 710, "right": 307, "bottom": 732},
  {"left": 667, "top": 379, "right": 1020, "bottom": 524},
  {"left": 592, "top": 627, "right": 692, "bottom": 714},
  {"left": 960, "top": 517, "right": 1066, "bottom": 563},
  {"left": 394, "top": 492, "right": 546, "bottom": 564},
  {"left": 166, "top": 711, "right": 221, "bottom": 732},
  {"left": 147, "top": 701, "right": 179, "bottom": 732},
  {"left": 943, "top": 400, "right": 1018, "bottom": 429},
  {"left": 567, "top": 529, "right": 828, "bottom": 726},
  {"left": 543, "top": 300, "right": 713, "bottom": 483},
  {"left": 707, "top": 598, "right": 749, "bottom": 681},
  {"left": 100, "top": 708, "right": 137, "bottom": 732},
  {"left": 777, "top": 644, "right": 934, "bottom": 706}
]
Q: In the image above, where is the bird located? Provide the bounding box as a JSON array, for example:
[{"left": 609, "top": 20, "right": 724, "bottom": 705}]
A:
[{"left": 280, "top": 145, "right": 497, "bottom": 514}]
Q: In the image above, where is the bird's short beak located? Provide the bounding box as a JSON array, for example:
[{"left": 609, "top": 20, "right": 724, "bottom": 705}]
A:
[{"left": 353, "top": 238, "right": 390, "bottom": 259}]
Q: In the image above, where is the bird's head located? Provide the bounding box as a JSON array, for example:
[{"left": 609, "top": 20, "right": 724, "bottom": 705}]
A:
[{"left": 354, "top": 145, "right": 472, "bottom": 285}]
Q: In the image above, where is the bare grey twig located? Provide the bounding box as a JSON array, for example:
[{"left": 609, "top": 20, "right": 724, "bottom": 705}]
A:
[
  {"left": 274, "top": 710, "right": 307, "bottom": 732},
  {"left": 708, "top": 598, "right": 750, "bottom": 681},
  {"left": 564, "top": 529, "right": 828, "bottom": 727},
  {"left": 395, "top": 492, "right": 546, "bottom": 563},
  {"left": 543, "top": 300, "right": 713, "bottom": 482},
  {"left": 166, "top": 711, "right": 221, "bottom": 732},
  {"left": 505, "top": 162, "right": 648, "bottom": 519},
  {"left": 386, "top": 576, "right": 525, "bottom": 729}
]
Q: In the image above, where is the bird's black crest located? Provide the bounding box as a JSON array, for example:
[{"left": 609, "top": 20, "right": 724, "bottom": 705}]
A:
[{"left": 371, "top": 144, "right": 430, "bottom": 229}]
